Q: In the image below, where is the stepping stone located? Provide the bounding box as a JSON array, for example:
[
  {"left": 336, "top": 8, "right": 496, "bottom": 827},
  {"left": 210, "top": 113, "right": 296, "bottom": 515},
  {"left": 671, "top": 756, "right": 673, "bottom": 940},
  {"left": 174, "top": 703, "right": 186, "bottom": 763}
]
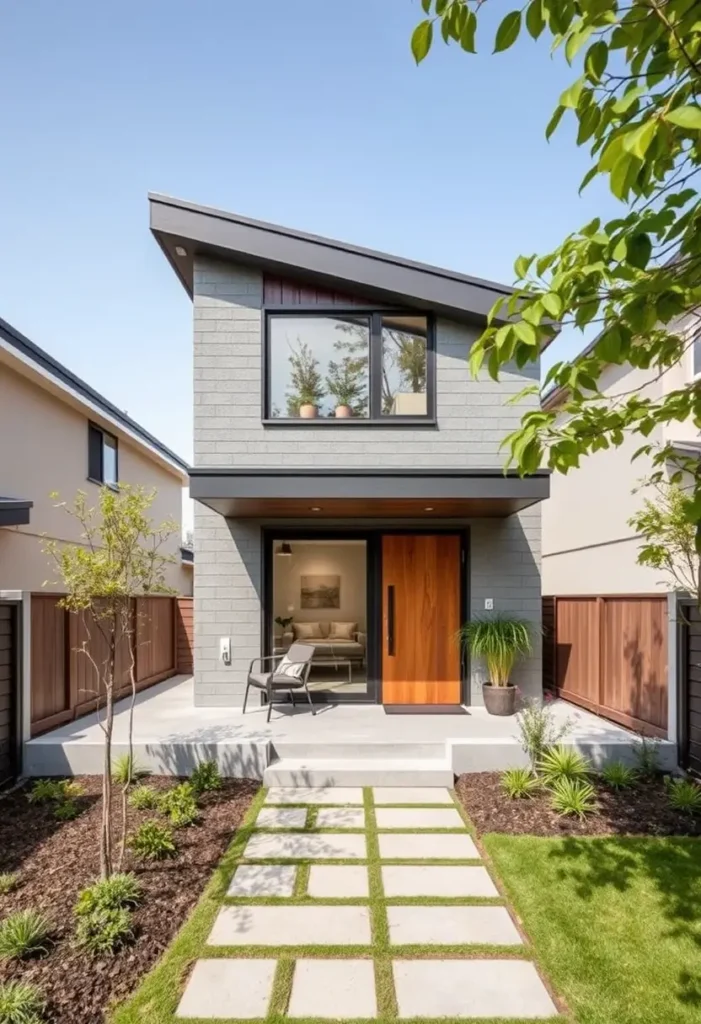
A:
[
  {"left": 378, "top": 833, "right": 479, "bottom": 860},
  {"left": 373, "top": 787, "right": 454, "bottom": 805},
  {"left": 245, "top": 831, "right": 366, "bottom": 860},
  {"left": 208, "top": 904, "right": 371, "bottom": 946},
  {"left": 288, "top": 959, "right": 377, "bottom": 1018},
  {"left": 376, "top": 807, "right": 464, "bottom": 829},
  {"left": 256, "top": 807, "right": 307, "bottom": 829},
  {"left": 393, "top": 959, "right": 559, "bottom": 1018},
  {"left": 227, "top": 864, "right": 297, "bottom": 898},
  {"left": 266, "top": 787, "right": 363, "bottom": 805},
  {"left": 388, "top": 905, "right": 522, "bottom": 946},
  {"left": 316, "top": 807, "right": 365, "bottom": 828},
  {"left": 176, "top": 958, "right": 276, "bottom": 1018},
  {"left": 382, "top": 864, "right": 499, "bottom": 898},
  {"left": 308, "top": 865, "right": 369, "bottom": 898}
]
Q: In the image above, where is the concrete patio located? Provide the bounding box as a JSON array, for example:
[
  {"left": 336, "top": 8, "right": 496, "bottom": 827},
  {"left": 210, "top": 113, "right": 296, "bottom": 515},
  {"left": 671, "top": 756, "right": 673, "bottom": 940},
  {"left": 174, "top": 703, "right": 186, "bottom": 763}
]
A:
[{"left": 23, "top": 674, "right": 677, "bottom": 782}]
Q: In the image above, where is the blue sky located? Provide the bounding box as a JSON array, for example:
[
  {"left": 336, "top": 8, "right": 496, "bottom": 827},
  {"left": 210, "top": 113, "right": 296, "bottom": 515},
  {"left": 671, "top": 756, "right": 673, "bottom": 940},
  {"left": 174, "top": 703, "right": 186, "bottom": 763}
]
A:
[{"left": 1, "top": 0, "right": 623, "bottom": 473}]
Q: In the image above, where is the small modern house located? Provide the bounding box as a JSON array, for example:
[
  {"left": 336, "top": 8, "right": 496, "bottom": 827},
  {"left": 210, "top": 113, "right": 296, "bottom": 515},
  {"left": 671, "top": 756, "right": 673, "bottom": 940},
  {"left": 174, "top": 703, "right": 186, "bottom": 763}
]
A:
[{"left": 150, "top": 194, "right": 550, "bottom": 712}]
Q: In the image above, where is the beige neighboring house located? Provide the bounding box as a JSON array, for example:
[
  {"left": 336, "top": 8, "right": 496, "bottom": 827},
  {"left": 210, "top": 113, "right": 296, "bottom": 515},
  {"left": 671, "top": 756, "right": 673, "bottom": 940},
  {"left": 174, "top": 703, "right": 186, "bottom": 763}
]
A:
[
  {"left": 542, "top": 313, "right": 700, "bottom": 596},
  {"left": 0, "top": 316, "right": 191, "bottom": 595}
]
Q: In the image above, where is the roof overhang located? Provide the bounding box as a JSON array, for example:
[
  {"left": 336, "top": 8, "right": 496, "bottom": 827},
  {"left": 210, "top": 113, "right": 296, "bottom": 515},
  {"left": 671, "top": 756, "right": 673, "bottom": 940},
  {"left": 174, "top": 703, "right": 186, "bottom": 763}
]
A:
[
  {"left": 189, "top": 467, "right": 550, "bottom": 520},
  {"left": 0, "top": 498, "right": 33, "bottom": 527},
  {"left": 149, "top": 194, "right": 514, "bottom": 328}
]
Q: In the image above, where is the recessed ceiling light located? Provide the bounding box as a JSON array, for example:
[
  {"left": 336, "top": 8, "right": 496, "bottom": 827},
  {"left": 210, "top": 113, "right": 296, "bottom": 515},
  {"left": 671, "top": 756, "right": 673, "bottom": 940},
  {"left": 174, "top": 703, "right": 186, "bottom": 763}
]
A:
[
  {"left": 174, "top": 245, "right": 187, "bottom": 257},
  {"left": 310, "top": 506, "right": 322, "bottom": 512},
  {"left": 424, "top": 506, "right": 434, "bottom": 512}
]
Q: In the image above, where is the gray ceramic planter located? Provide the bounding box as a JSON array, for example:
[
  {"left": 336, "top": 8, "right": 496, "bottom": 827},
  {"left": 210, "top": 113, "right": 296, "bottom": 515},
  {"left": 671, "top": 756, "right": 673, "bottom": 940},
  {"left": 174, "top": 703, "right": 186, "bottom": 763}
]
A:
[{"left": 482, "top": 682, "right": 517, "bottom": 716}]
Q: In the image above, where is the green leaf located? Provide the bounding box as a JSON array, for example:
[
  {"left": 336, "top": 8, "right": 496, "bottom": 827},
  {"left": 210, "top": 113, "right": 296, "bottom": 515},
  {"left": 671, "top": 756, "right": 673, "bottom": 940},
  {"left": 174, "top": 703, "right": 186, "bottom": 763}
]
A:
[
  {"left": 579, "top": 165, "right": 599, "bottom": 193},
  {"left": 542, "top": 292, "right": 562, "bottom": 318},
  {"left": 626, "top": 232, "right": 652, "bottom": 270},
  {"left": 612, "top": 85, "right": 645, "bottom": 115},
  {"left": 514, "top": 320, "right": 537, "bottom": 346},
  {"left": 546, "top": 105, "right": 566, "bottom": 140},
  {"left": 435, "top": 0, "right": 448, "bottom": 14},
  {"left": 411, "top": 20, "right": 433, "bottom": 64},
  {"left": 595, "top": 327, "right": 622, "bottom": 362},
  {"left": 460, "top": 9, "right": 477, "bottom": 53},
  {"left": 577, "top": 103, "right": 600, "bottom": 145},
  {"left": 560, "top": 76, "right": 585, "bottom": 110},
  {"left": 584, "top": 40, "right": 608, "bottom": 82},
  {"left": 514, "top": 254, "right": 534, "bottom": 278},
  {"left": 494, "top": 10, "right": 522, "bottom": 53},
  {"left": 666, "top": 106, "right": 701, "bottom": 130},
  {"left": 525, "top": 0, "right": 545, "bottom": 39},
  {"left": 622, "top": 120, "right": 656, "bottom": 159},
  {"left": 421, "top": 0, "right": 431, "bottom": 13}
]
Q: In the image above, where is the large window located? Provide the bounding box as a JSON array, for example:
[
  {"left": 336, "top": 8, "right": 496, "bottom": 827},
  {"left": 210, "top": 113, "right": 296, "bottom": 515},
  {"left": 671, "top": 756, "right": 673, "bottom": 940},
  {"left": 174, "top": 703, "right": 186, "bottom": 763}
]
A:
[
  {"left": 265, "top": 310, "right": 433, "bottom": 422},
  {"left": 88, "top": 422, "right": 119, "bottom": 487}
]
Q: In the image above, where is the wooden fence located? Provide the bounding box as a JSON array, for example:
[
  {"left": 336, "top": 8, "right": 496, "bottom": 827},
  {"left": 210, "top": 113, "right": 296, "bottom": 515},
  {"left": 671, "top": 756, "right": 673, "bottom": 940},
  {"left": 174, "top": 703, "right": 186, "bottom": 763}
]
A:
[
  {"left": 30, "top": 594, "right": 179, "bottom": 736},
  {"left": 543, "top": 595, "right": 668, "bottom": 737},
  {"left": 677, "top": 598, "right": 701, "bottom": 775}
]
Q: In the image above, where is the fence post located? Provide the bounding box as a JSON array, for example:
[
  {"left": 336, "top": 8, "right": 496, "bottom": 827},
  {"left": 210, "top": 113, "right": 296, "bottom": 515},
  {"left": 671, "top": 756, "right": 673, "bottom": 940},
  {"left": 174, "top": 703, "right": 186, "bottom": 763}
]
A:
[{"left": 596, "top": 596, "right": 605, "bottom": 714}]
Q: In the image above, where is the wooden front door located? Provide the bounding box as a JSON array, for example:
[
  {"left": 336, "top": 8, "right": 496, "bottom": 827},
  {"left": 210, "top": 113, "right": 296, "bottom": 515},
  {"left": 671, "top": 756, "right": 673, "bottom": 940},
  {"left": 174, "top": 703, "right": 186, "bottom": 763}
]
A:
[{"left": 381, "top": 534, "right": 462, "bottom": 704}]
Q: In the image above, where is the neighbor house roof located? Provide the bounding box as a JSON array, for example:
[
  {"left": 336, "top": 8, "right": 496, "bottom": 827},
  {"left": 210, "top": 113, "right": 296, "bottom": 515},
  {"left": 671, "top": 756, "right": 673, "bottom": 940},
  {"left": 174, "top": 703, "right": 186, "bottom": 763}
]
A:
[
  {"left": 0, "top": 316, "right": 189, "bottom": 479},
  {"left": 148, "top": 193, "right": 515, "bottom": 328}
]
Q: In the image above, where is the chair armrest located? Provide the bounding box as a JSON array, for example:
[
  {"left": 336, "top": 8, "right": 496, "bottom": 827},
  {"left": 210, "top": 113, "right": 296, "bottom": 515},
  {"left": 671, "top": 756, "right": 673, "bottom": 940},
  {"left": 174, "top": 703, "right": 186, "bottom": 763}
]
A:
[
  {"left": 356, "top": 632, "right": 366, "bottom": 649},
  {"left": 248, "top": 654, "right": 283, "bottom": 674}
]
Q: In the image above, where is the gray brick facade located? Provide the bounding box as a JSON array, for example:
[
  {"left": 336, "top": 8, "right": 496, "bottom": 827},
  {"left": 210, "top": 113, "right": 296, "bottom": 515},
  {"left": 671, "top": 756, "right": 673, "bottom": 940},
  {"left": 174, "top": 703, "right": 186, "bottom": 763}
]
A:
[{"left": 193, "top": 257, "right": 542, "bottom": 707}]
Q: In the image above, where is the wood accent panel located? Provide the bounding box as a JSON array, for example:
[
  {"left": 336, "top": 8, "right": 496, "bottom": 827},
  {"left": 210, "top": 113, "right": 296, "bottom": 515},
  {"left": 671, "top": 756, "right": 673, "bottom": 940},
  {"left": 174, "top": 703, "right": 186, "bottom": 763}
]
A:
[
  {"left": 208, "top": 497, "right": 533, "bottom": 519},
  {"left": 682, "top": 603, "right": 701, "bottom": 774},
  {"left": 382, "top": 534, "right": 461, "bottom": 704},
  {"left": 176, "top": 597, "right": 194, "bottom": 674},
  {"left": 31, "top": 595, "right": 69, "bottom": 731},
  {"left": 263, "top": 274, "right": 372, "bottom": 307},
  {"left": 547, "top": 594, "right": 668, "bottom": 737},
  {"left": 136, "top": 597, "right": 175, "bottom": 685},
  {"left": 0, "top": 604, "right": 17, "bottom": 786}
]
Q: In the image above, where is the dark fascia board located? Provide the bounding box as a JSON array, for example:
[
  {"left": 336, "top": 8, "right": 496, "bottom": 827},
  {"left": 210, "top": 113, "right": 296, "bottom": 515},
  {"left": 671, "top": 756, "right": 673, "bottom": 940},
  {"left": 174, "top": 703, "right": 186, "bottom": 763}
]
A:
[
  {"left": 189, "top": 467, "right": 550, "bottom": 503},
  {"left": 0, "top": 498, "right": 33, "bottom": 527},
  {"left": 149, "top": 193, "right": 514, "bottom": 327},
  {"left": 0, "top": 316, "right": 190, "bottom": 473}
]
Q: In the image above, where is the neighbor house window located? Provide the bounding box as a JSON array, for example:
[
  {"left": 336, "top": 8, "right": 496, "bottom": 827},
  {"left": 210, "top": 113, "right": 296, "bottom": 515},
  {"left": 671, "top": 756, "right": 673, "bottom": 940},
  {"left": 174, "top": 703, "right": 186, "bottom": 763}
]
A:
[
  {"left": 265, "top": 310, "right": 433, "bottom": 421},
  {"left": 88, "top": 423, "right": 119, "bottom": 487}
]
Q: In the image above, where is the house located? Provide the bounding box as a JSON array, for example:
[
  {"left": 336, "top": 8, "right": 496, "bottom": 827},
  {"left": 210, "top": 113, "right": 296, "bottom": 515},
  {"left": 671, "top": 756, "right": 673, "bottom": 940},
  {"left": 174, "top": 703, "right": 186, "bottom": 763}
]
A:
[
  {"left": 149, "top": 193, "right": 549, "bottom": 712},
  {"left": 540, "top": 316, "right": 700, "bottom": 761},
  {"left": 0, "top": 315, "right": 191, "bottom": 783}
]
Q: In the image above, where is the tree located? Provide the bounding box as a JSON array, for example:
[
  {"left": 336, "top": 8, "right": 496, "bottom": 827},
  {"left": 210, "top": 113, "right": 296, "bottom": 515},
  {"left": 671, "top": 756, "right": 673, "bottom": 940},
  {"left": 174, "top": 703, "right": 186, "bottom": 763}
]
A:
[
  {"left": 44, "top": 486, "right": 177, "bottom": 878},
  {"left": 411, "top": 1, "right": 701, "bottom": 556},
  {"left": 629, "top": 476, "right": 699, "bottom": 595},
  {"left": 286, "top": 340, "right": 326, "bottom": 415},
  {"left": 325, "top": 356, "right": 368, "bottom": 415}
]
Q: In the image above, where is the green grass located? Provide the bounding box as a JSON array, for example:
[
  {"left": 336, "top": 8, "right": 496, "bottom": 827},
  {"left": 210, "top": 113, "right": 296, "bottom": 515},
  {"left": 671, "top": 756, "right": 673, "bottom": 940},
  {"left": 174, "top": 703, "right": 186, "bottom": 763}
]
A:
[{"left": 484, "top": 833, "right": 701, "bottom": 1024}]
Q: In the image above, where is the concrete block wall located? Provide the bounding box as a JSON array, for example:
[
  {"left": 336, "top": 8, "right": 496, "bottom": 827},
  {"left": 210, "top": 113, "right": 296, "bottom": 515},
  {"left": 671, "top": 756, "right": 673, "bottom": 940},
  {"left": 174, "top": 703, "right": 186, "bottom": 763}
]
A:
[{"left": 193, "top": 256, "right": 542, "bottom": 707}]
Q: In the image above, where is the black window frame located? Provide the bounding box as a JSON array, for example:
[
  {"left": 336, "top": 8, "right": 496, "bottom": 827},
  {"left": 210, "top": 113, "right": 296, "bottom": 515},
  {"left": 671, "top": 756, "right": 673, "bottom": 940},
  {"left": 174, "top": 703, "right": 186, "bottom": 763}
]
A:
[
  {"left": 87, "top": 422, "right": 119, "bottom": 488},
  {"left": 262, "top": 308, "right": 436, "bottom": 426}
]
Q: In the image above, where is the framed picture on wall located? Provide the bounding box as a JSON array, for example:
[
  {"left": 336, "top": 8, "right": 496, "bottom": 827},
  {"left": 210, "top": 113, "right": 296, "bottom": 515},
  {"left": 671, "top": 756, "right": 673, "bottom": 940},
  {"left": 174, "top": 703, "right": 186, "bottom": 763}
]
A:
[{"left": 300, "top": 574, "right": 341, "bottom": 609}]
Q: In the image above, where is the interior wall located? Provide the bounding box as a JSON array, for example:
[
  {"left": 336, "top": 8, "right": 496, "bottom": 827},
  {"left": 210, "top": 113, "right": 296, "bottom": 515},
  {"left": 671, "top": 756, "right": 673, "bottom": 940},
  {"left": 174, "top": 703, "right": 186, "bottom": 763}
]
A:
[{"left": 272, "top": 540, "right": 367, "bottom": 633}]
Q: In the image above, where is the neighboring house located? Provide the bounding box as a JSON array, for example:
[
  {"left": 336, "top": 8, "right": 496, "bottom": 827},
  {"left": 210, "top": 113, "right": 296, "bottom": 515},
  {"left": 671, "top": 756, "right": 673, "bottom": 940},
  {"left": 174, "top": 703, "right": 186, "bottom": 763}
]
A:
[
  {"left": 150, "top": 193, "right": 550, "bottom": 711},
  {"left": 0, "top": 315, "right": 191, "bottom": 594}
]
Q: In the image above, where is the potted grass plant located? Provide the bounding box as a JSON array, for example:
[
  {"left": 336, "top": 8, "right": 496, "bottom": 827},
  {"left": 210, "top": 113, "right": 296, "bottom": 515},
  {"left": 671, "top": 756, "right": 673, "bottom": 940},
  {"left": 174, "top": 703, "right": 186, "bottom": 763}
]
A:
[{"left": 458, "top": 614, "right": 533, "bottom": 716}]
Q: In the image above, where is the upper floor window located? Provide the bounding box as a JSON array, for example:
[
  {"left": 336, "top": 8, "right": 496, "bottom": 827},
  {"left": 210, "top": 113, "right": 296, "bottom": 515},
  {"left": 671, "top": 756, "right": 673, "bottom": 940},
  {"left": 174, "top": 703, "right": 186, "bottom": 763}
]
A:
[
  {"left": 264, "top": 310, "right": 434, "bottom": 422},
  {"left": 88, "top": 422, "right": 118, "bottom": 487}
]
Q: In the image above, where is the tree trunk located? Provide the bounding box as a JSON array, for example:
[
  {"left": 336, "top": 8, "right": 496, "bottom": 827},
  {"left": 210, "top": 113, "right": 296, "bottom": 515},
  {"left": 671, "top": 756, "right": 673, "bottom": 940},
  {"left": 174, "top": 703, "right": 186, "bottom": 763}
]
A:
[{"left": 117, "top": 608, "right": 137, "bottom": 872}]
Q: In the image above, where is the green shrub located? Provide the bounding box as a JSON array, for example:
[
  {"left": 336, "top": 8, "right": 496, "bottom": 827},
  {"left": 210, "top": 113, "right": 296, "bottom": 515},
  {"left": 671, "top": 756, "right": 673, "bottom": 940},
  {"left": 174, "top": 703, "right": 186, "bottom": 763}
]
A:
[
  {"left": 539, "top": 745, "right": 591, "bottom": 785},
  {"left": 128, "top": 784, "right": 159, "bottom": 810},
  {"left": 53, "top": 801, "right": 80, "bottom": 822},
  {"left": 75, "top": 907, "right": 133, "bottom": 956},
  {"left": 550, "top": 777, "right": 598, "bottom": 819},
  {"left": 26, "top": 780, "right": 65, "bottom": 805},
  {"left": 127, "top": 820, "right": 177, "bottom": 860},
  {"left": 158, "top": 783, "right": 199, "bottom": 828},
  {"left": 601, "top": 761, "right": 638, "bottom": 789},
  {"left": 667, "top": 778, "right": 701, "bottom": 815},
  {"left": 59, "top": 781, "right": 85, "bottom": 800},
  {"left": 0, "top": 873, "right": 19, "bottom": 896},
  {"left": 515, "top": 696, "right": 571, "bottom": 769},
  {"left": 74, "top": 873, "right": 141, "bottom": 917},
  {"left": 0, "top": 980, "right": 46, "bottom": 1024},
  {"left": 190, "top": 760, "right": 222, "bottom": 794},
  {"left": 0, "top": 910, "right": 51, "bottom": 961},
  {"left": 500, "top": 767, "right": 540, "bottom": 799},
  {"left": 112, "top": 754, "right": 150, "bottom": 786},
  {"left": 634, "top": 736, "right": 661, "bottom": 778}
]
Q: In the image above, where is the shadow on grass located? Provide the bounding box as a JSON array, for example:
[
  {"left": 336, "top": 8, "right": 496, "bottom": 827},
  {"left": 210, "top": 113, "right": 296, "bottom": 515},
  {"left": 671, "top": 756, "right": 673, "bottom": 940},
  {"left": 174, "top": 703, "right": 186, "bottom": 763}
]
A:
[{"left": 549, "top": 836, "right": 701, "bottom": 1008}]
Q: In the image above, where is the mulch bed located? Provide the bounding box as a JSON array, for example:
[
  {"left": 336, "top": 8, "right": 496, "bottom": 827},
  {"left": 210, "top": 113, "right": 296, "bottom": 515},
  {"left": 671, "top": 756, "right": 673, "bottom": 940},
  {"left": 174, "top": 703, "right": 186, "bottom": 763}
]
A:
[
  {"left": 456, "top": 772, "right": 701, "bottom": 838},
  {"left": 0, "top": 775, "right": 259, "bottom": 1023}
]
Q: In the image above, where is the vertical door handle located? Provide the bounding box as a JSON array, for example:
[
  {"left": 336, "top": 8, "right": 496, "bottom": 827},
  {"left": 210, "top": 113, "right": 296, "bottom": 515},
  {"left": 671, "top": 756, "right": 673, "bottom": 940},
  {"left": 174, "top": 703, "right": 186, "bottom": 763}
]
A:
[{"left": 387, "top": 585, "right": 395, "bottom": 656}]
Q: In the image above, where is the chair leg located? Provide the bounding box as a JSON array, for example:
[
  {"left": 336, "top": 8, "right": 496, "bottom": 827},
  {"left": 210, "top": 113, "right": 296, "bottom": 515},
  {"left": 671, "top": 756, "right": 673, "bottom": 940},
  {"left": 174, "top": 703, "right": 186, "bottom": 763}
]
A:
[
  {"left": 266, "top": 683, "right": 273, "bottom": 723},
  {"left": 305, "top": 682, "right": 316, "bottom": 716},
  {"left": 242, "top": 680, "right": 251, "bottom": 714},
  {"left": 289, "top": 688, "right": 295, "bottom": 707}
]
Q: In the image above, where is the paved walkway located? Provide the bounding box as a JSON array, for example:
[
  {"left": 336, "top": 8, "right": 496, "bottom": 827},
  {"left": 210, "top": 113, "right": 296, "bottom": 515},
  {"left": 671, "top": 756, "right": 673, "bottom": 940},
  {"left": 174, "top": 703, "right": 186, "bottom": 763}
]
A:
[{"left": 177, "top": 787, "right": 559, "bottom": 1020}]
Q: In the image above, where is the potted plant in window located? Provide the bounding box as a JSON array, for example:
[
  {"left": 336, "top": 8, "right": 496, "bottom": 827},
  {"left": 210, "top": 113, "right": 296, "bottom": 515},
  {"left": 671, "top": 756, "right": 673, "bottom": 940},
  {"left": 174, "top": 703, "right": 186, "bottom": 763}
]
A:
[
  {"left": 286, "top": 342, "right": 326, "bottom": 419},
  {"left": 458, "top": 614, "right": 534, "bottom": 716},
  {"left": 325, "top": 357, "right": 367, "bottom": 418}
]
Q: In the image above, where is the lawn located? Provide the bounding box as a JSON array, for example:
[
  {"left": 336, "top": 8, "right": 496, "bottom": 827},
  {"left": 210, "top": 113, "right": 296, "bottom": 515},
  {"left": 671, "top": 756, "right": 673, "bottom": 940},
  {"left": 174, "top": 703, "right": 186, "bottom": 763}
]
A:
[{"left": 484, "top": 833, "right": 701, "bottom": 1024}]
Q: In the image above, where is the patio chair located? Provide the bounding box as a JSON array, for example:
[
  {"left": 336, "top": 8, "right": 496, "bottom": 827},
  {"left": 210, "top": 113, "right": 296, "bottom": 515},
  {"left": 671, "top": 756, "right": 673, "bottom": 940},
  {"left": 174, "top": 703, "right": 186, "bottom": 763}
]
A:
[{"left": 243, "top": 642, "right": 317, "bottom": 721}]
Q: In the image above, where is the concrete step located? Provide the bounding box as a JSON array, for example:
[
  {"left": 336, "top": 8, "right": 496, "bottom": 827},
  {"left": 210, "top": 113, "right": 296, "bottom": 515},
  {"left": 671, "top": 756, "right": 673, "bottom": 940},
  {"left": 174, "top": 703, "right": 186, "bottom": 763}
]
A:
[
  {"left": 263, "top": 757, "right": 454, "bottom": 788},
  {"left": 270, "top": 741, "right": 447, "bottom": 761}
]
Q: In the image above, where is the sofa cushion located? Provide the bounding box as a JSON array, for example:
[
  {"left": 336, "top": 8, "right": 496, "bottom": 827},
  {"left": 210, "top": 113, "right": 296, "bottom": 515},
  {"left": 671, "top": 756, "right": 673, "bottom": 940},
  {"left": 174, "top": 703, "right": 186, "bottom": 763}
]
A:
[
  {"left": 328, "top": 621, "right": 357, "bottom": 640},
  {"left": 293, "top": 621, "right": 323, "bottom": 640}
]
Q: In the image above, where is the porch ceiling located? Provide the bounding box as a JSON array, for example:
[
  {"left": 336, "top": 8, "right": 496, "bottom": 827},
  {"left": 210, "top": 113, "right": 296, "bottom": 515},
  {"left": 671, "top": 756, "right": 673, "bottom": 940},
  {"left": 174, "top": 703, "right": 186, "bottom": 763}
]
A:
[{"left": 189, "top": 468, "right": 550, "bottom": 520}]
